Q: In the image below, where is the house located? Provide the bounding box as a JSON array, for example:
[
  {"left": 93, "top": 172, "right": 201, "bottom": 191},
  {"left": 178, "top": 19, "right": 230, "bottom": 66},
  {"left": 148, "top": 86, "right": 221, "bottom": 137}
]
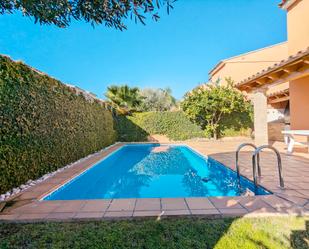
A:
[
  {"left": 235, "top": 0, "right": 309, "bottom": 146},
  {"left": 209, "top": 42, "right": 288, "bottom": 85},
  {"left": 208, "top": 43, "right": 291, "bottom": 142}
]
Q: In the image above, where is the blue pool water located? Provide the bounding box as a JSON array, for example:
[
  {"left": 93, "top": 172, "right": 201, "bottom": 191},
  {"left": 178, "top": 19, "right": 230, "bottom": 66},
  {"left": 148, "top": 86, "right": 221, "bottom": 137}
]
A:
[{"left": 44, "top": 144, "right": 270, "bottom": 200}]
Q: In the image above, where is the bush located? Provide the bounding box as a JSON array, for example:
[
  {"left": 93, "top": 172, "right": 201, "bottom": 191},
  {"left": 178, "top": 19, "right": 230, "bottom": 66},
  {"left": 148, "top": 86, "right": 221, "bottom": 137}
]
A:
[
  {"left": 115, "top": 111, "right": 205, "bottom": 141},
  {"left": 219, "top": 111, "right": 253, "bottom": 137},
  {"left": 182, "top": 82, "right": 253, "bottom": 139},
  {"left": 0, "top": 56, "right": 116, "bottom": 194}
]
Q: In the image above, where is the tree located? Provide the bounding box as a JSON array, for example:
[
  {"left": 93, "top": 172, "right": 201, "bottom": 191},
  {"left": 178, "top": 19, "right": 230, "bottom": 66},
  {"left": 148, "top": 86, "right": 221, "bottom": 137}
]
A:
[
  {"left": 181, "top": 81, "right": 252, "bottom": 139},
  {"left": 140, "top": 87, "right": 177, "bottom": 111},
  {"left": 105, "top": 85, "right": 143, "bottom": 112},
  {"left": 0, "top": 0, "right": 175, "bottom": 30}
]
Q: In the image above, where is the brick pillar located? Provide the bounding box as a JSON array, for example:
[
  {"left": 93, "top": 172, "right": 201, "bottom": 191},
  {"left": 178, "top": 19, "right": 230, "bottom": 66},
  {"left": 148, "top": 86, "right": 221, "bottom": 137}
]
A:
[{"left": 253, "top": 89, "right": 268, "bottom": 146}]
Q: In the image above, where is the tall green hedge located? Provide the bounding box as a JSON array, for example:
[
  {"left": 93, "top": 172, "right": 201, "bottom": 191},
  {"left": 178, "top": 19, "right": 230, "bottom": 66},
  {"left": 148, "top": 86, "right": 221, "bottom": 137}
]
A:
[
  {"left": 0, "top": 56, "right": 116, "bottom": 194},
  {"left": 115, "top": 111, "right": 252, "bottom": 142},
  {"left": 219, "top": 111, "right": 253, "bottom": 137},
  {"left": 115, "top": 111, "right": 205, "bottom": 141}
]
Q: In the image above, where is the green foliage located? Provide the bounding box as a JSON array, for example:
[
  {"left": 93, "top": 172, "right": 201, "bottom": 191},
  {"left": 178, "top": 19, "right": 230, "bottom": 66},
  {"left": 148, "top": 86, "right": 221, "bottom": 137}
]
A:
[
  {"left": 105, "top": 85, "right": 144, "bottom": 113},
  {"left": 115, "top": 111, "right": 205, "bottom": 141},
  {"left": 220, "top": 112, "right": 253, "bottom": 137},
  {"left": 181, "top": 81, "right": 253, "bottom": 139},
  {"left": 106, "top": 85, "right": 178, "bottom": 113},
  {"left": 0, "top": 56, "right": 116, "bottom": 194},
  {"left": 0, "top": 0, "right": 175, "bottom": 30},
  {"left": 140, "top": 87, "right": 177, "bottom": 111},
  {"left": 115, "top": 115, "right": 149, "bottom": 142},
  {"left": 1, "top": 217, "right": 308, "bottom": 249}
]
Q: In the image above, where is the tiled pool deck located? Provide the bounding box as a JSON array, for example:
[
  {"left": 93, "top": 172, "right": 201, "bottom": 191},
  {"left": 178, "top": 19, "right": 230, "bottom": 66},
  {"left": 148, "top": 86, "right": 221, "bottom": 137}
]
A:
[{"left": 1, "top": 140, "right": 309, "bottom": 222}]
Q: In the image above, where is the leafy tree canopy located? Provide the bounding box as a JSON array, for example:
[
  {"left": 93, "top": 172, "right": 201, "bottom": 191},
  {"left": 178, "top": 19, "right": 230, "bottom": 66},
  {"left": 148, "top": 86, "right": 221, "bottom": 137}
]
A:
[
  {"left": 105, "top": 85, "right": 144, "bottom": 113},
  {"left": 140, "top": 87, "right": 177, "bottom": 111},
  {"left": 105, "top": 85, "right": 178, "bottom": 113},
  {"left": 0, "top": 0, "right": 175, "bottom": 30},
  {"left": 181, "top": 79, "right": 253, "bottom": 139}
]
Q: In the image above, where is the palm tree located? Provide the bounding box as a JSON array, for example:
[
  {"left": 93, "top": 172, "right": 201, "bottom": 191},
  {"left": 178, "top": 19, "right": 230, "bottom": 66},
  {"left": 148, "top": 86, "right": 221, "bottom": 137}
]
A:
[{"left": 105, "top": 85, "right": 143, "bottom": 113}]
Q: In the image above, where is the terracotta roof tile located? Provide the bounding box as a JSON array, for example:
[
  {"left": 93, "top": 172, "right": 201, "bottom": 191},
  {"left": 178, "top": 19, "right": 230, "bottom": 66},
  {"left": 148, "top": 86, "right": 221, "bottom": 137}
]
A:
[
  {"left": 279, "top": 0, "right": 298, "bottom": 8},
  {"left": 236, "top": 47, "right": 309, "bottom": 88},
  {"left": 279, "top": 0, "right": 288, "bottom": 6}
]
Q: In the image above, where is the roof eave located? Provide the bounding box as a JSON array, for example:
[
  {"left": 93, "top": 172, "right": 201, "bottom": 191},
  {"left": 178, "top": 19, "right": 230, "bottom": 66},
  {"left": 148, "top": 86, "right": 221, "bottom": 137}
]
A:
[
  {"left": 235, "top": 47, "right": 309, "bottom": 92},
  {"left": 208, "top": 41, "right": 287, "bottom": 78},
  {"left": 208, "top": 61, "right": 225, "bottom": 77},
  {"left": 279, "top": 0, "right": 298, "bottom": 9}
]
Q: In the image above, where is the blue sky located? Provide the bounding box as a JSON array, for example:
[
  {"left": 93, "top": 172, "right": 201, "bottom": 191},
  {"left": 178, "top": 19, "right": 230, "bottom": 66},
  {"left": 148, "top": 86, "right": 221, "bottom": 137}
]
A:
[{"left": 0, "top": 0, "right": 287, "bottom": 99}]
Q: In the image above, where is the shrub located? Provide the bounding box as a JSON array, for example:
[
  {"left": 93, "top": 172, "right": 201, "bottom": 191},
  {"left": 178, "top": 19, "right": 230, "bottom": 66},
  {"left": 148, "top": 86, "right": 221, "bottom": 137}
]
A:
[
  {"left": 220, "top": 111, "right": 253, "bottom": 137},
  {"left": 0, "top": 56, "right": 116, "bottom": 194},
  {"left": 115, "top": 111, "right": 205, "bottom": 141},
  {"left": 181, "top": 82, "right": 253, "bottom": 139}
]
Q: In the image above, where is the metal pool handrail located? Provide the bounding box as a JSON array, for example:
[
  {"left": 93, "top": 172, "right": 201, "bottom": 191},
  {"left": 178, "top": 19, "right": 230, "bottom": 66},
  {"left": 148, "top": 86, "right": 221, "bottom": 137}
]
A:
[
  {"left": 252, "top": 145, "right": 284, "bottom": 189},
  {"left": 236, "top": 143, "right": 261, "bottom": 181}
]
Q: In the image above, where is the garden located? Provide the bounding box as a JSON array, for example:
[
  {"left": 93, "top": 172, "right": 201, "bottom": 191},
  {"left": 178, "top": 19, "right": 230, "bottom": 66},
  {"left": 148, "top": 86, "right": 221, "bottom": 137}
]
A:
[
  {"left": 0, "top": 55, "right": 253, "bottom": 195},
  {"left": 2, "top": 1, "right": 308, "bottom": 248},
  {"left": 1, "top": 53, "right": 308, "bottom": 249}
]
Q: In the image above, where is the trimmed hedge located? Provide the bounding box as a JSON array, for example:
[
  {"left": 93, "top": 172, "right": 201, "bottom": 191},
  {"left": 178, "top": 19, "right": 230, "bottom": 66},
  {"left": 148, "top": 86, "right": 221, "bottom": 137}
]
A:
[
  {"left": 220, "top": 111, "right": 253, "bottom": 138},
  {"left": 115, "top": 111, "right": 252, "bottom": 142},
  {"left": 0, "top": 56, "right": 116, "bottom": 194},
  {"left": 115, "top": 111, "right": 205, "bottom": 141}
]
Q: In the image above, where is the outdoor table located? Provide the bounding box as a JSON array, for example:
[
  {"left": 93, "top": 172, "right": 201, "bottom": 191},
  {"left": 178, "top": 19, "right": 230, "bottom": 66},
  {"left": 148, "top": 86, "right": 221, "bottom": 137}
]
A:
[{"left": 282, "top": 130, "right": 309, "bottom": 154}]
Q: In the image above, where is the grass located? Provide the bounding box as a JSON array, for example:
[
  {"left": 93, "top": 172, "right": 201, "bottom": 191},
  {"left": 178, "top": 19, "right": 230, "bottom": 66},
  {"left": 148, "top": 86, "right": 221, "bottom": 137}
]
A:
[{"left": 0, "top": 217, "right": 308, "bottom": 249}]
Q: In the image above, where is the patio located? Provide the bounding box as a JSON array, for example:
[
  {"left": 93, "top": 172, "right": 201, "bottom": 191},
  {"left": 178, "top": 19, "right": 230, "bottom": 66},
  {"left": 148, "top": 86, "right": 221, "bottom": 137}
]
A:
[{"left": 0, "top": 140, "right": 308, "bottom": 222}]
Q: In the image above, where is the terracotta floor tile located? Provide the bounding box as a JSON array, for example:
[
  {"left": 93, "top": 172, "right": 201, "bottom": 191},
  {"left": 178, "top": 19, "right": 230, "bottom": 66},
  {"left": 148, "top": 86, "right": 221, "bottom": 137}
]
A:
[
  {"left": 275, "top": 206, "right": 309, "bottom": 216},
  {"left": 135, "top": 198, "right": 161, "bottom": 211},
  {"left": 161, "top": 210, "right": 191, "bottom": 216},
  {"left": 209, "top": 197, "right": 243, "bottom": 209},
  {"left": 0, "top": 214, "right": 20, "bottom": 220},
  {"left": 46, "top": 212, "right": 76, "bottom": 220},
  {"left": 185, "top": 198, "right": 215, "bottom": 210},
  {"left": 17, "top": 213, "right": 49, "bottom": 220},
  {"left": 161, "top": 198, "right": 188, "bottom": 210},
  {"left": 219, "top": 208, "right": 248, "bottom": 217},
  {"left": 74, "top": 212, "right": 104, "bottom": 219},
  {"left": 80, "top": 200, "right": 111, "bottom": 212},
  {"left": 133, "top": 210, "right": 163, "bottom": 217},
  {"left": 107, "top": 199, "right": 136, "bottom": 212},
  {"left": 5, "top": 203, "right": 35, "bottom": 214},
  {"left": 190, "top": 209, "right": 220, "bottom": 216},
  {"left": 245, "top": 207, "right": 282, "bottom": 217},
  {"left": 14, "top": 191, "right": 42, "bottom": 201},
  {"left": 53, "top": 200, "right": 86, "bottom": 213},
  {"left": 42, "top": 177, "right": 68, "bottom": 184},
  {"left": 10, "top": 202, "right": 61, "bottom": 214},
  {"left": 30, "top": 183, "right": 59, "bottom": 193},
  {"left": 104, "top": 211, "right": 133, "bottom": 218},
  {"left": 238, "top": 198, "right": 274, "bottom": 212}
]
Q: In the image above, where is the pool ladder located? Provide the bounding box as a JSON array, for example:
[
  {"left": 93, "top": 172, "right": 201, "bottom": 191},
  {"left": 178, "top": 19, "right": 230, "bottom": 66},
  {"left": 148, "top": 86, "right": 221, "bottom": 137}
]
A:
[{"left": 236, "top": 143, "right": 284, "bottom": 191}]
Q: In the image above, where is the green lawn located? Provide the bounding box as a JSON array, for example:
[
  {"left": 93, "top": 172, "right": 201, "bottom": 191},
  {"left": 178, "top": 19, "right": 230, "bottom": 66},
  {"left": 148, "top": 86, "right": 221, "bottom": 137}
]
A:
[{"left": 0, "top": 217, "right": 308, "bottom": 249}]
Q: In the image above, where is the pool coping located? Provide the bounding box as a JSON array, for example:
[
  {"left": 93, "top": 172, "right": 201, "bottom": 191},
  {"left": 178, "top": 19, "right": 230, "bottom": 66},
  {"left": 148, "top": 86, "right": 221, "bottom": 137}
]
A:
[{"left": 1, "top": 142, "right": 309, "bottom": 222}]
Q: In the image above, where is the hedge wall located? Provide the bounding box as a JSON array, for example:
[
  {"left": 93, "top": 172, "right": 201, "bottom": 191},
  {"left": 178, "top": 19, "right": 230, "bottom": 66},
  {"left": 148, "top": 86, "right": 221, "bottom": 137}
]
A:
[
  {"left": 115, "top": 111, "right": 205, "bottom": 141},
  {"left": 219, "top": 111, "right": 253, "bottom": 138},
  {"left": 0, "top": 56, "right": 116, "bottom": 194},
  {"left": 115, "top": 110, "right": 252, "bottom": 142}
]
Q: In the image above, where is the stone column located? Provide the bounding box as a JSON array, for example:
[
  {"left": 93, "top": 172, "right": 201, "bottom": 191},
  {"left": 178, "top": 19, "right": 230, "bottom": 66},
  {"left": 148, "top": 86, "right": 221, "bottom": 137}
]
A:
[{"left": 253, "top": 89, "right": 268, "bottom": 146}]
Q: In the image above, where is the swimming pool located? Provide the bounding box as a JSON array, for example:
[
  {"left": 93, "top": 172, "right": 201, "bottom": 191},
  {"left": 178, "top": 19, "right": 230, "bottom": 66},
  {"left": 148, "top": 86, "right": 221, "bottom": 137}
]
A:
[{"left": 44, "top": 144, "right": 270, "bottom": 200}]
